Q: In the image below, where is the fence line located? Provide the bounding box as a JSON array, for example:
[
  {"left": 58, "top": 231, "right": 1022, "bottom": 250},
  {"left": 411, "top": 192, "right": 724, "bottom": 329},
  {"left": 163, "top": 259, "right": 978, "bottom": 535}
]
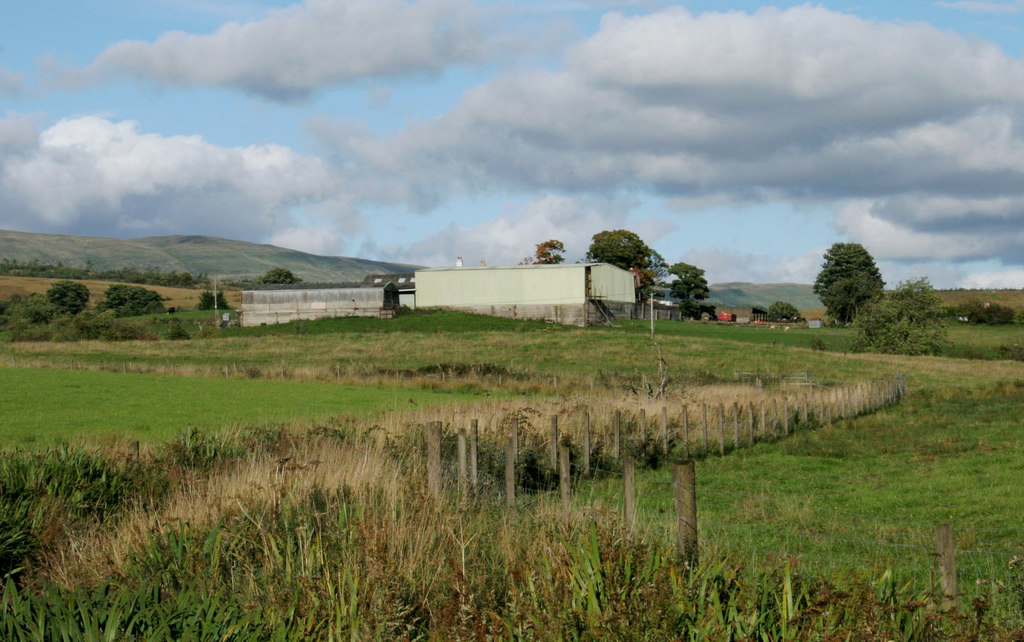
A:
[{"left": 419, "top": 372, "right": 1020, "bottom": 611}]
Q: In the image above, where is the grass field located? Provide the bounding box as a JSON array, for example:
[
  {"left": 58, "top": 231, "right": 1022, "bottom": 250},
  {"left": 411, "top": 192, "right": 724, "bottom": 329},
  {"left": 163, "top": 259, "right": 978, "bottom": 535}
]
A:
[
  {"left": 0, "top": 366, "right": 489, "bottom": 446},
  {"left": 0, "top": 275, "right": 241, "bottom": 310},
  {"left": 2, "top": 312, "right": 1024, "bottom": 637}
]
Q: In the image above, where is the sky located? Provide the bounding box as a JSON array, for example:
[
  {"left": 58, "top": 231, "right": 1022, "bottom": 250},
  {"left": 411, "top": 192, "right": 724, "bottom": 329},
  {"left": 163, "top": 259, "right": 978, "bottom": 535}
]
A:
[{"left": 1, "top": 1, "right": 1023, "bottom": 288}]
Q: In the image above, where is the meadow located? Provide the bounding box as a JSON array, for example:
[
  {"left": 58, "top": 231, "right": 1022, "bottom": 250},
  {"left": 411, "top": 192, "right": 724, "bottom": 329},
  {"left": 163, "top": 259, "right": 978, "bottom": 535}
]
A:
[{"left": 2, "top": 312, "right": 1024, "bottom": 638}]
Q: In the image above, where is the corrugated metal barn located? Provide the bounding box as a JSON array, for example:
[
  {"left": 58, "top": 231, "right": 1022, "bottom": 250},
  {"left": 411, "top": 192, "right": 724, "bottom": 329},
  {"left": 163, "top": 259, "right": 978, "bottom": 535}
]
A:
[
  {"left": 241, "top": 282, "right": 399, "bottom": 326},
  {"left": 414, "top": 263, "right": 636, "bottom": 326}
]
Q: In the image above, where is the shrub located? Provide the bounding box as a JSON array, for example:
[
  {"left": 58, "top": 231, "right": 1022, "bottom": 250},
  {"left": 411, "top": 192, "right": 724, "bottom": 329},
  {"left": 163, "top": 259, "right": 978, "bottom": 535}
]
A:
[
  {"left": 98, "top": 285, "right": 165, "bottom": 317},
  {"left": 852, "top": 278, "right": 947, "bottom": 356}
]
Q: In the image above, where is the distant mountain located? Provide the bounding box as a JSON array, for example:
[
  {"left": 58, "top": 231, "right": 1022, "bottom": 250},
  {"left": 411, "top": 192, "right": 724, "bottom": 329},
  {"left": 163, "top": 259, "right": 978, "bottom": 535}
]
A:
[
  {"left": 707, "top": 282, "right": 822, "bottom": 311},
  {"left": 0, "top": 230, "right": 418, "bottom": 282}
]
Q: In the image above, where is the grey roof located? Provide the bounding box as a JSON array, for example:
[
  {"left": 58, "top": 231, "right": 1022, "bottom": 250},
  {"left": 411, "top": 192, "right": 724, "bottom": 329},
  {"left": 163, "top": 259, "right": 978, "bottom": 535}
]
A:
[
  {"left": 363, "top": 273, "right": 416, "bottom": 290},
  {"left": 244, "top": 281, "right": 396, "bottom": 292}
]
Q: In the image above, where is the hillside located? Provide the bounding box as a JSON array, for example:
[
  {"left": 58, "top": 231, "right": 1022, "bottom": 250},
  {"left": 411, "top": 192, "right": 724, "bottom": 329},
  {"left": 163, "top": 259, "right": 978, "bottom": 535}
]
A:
[
  {"left": 707, "top": 282, "right": 822, "bottom": 310},
  {"left": 0, "top": 230, "right": 417, "bottom": 283}
]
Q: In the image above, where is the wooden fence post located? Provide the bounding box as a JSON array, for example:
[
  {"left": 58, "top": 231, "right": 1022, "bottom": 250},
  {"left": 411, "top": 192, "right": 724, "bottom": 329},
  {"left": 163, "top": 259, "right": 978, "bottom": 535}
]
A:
[
  {"left": 748, "top": 402, "right": 755, "bottom": 443},
  {"left": 674, "top": 461, "right": 698, "bottom": 567},
  {"left": 702, "top": 404, "right": 709, "bottom": 454},
  {"left": 457, "top": 429, "right": 467, "bottom": 499},
  {"left": 583, "top": 411, "right": 591, "bottom": 476},
  {"left": 682, "top": 407, "right": 690, "bottom": 459},
  {"left": 937, "top": 522, "right": 957, "bottom": 611},
  {"left": 760, "top": 401, "right": 767, "bottom": 438},
  {"left": 427, "top": 422, "right": 442, "bottom": 500},
  {"left": 614, "top": 410, "right": 622, "bottom": 459},
  {"left": 783, "top": 398, "right": 790, "bottom": 435},
  {"left": 717, "top": 403, "right": 725, "bottom": 455},
  {"left": 550, "top": 414, "right": 559, "bottom": 470},
  {"left": 470, "top": 419, "right": 479, "bottom": 489},
  {"left": 560, "top": 445, "right": 571, "bottom": 523},
  {"left": 639, "top": 408, "right": 647, "bottom": 443},
  {"left": 732, "top": 402, "right": 739, "bottom": 450},
  {"left": 623, "top": 456, "right": 635, "bottom": 534},
  {"left": 133, "top": 440, "right": 140, "bottom": 463},
  {"left": 504, "top": 437, "right": 516, "bottom": 508}
]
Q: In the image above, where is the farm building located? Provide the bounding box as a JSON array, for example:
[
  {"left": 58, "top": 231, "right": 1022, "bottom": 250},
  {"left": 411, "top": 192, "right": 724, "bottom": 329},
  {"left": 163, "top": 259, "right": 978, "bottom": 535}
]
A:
[
  {"left": 240, "top": 282, "right": 399, "bottom": 326},
  {"left": 414, "top": 263, "right": 637, "bottom": 326},
  {"left": 715, "top": 306, "right": 769, "bottom": 323},
  {"left": 363, "top": 273, "right": 416, "bottom": 308}
]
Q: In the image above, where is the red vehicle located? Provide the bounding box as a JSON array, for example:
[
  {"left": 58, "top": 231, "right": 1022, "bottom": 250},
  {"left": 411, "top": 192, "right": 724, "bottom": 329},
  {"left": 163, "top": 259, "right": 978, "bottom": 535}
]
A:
[{"left": 717, "top": 312, "right": 735, "bottom": 322}]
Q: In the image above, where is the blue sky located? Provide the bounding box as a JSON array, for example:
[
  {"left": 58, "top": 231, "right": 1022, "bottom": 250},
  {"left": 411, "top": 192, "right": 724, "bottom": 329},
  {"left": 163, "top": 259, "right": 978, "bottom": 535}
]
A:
[{"left": 2, "top": 1, "right": 1023, "bottom": 287}]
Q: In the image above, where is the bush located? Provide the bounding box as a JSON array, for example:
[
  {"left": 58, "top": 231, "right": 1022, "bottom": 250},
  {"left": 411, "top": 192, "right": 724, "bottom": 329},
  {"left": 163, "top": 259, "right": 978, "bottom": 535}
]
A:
[
  {"left": 197, "top": 290, "right": 229, "bottom": 311},
  {"left": 46, "top": 280, "right": 90, "bottom": 315},
  {"left": 952, "top": 300, "right": 1017, "bottom": 325},
  {"left": 767, "top": 301, "right": 802, "bottom": 322},
  {"left": 852, "top": 278, "right": 947, "bottom": 356},
  {"left": 98, "top": 285, "right": 165, "bottom": 317}
]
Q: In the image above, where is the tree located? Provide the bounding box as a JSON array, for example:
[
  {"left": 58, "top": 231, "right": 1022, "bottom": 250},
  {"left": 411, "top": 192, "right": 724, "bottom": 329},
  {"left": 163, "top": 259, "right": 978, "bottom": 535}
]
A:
[
  {"left": 667, "top": 262, "right": 709, "bottom": 319},
  {"left": 257, "top": 268, "right": 301, "bottom": 284},
  {"left": 585, "top": 230, "right": 667, "bottom": 296},
  {"left": 767, "top": 301, "right": 802, "bottom": 322},
  {"left": 813, "top": 243, "right": 884, "bottom": 324},
  {"left": 46, "top": 280, "right": 90, "bottom": 316},
  {"left": 852, "top": 278, "right": 947, "bottom": 355},
  {"left": 532, "top": 240, "right": 565, "bottom": 264},
  {"left": 197, "top": 290, "right": 229, "bottom": 310},
  {"left": 99, "top": 284, "right": 165, "bottom": 317}
]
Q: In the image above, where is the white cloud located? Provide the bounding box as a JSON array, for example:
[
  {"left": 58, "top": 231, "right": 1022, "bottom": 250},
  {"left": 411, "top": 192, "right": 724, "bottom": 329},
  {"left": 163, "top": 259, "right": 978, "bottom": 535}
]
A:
[
  {"left": 320, "top": 5, "right": 1024, "bottom": 270},
  {"left": 270, "top": 225, "right": 343, "bottom": 256},
  {"left": 363, "top": 194, "right": 631, "bottom": 267},
  {"left": 0, "top": 115, "right": 345, "bottom": 241},
  {"left": 79, "top": 0, "right": 484, "bottom": 100},
  {"left": 959, "top": 268, "right": 1024, "bottom": 288},
  {"left": 683, "top": 247, "right": 825, "bottom": 285}
]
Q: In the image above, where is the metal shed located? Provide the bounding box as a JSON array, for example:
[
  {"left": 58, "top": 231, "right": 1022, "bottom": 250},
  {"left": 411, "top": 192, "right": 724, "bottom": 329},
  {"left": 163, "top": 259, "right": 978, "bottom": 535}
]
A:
[
  {"left": 414, "top": 263, "right": 637, "bottom": 326},
  {"left": 241, "top": 282, "right": 399, "bottom": 326}
]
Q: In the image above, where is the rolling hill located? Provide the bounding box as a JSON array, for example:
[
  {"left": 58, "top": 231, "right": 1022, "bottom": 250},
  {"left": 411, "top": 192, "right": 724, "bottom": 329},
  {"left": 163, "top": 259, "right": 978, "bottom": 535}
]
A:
[
  {"left": 0, "top": 230, "right": 417, "bottom": 283},
  {"left": 706, "top": 282, "right": 822, "bottom": 310}
]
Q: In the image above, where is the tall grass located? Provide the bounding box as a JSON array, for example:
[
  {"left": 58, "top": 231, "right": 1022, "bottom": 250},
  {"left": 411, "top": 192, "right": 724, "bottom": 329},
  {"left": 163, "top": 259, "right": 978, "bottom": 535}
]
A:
[{"left": 3, "top": 424, "right": 1015, "bottom": 638}]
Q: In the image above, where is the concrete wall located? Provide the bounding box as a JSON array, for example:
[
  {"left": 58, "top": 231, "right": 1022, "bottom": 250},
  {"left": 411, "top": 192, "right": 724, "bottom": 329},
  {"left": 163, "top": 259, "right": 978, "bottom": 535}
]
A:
[{"left": 241, "top": 287, "right": 396, "bottom": 326}]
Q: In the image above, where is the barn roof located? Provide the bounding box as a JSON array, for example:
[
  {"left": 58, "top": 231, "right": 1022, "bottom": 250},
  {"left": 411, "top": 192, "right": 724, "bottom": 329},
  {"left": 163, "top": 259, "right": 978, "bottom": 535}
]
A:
[{"left": 244, "top": 281, "right": 397, "bottom": 292}]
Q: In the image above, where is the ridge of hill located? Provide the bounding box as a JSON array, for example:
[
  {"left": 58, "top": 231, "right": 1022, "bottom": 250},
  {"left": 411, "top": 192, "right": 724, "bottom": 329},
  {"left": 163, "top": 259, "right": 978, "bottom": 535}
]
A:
[{"left": 0, "top": 230, "right": 418, "bottom": 282}]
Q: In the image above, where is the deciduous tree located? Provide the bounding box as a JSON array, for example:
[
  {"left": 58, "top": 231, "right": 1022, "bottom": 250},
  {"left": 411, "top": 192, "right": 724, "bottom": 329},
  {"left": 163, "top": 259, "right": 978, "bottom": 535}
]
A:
[
  {"left": 46, "top": 280, "right": 90, "bottom": 315},
  {"left": 532, "top": 240, "right": 565, "bottom": 264},
  {"left": 667, "top": 262, "right": 709, "bottom": 319},
  {"left": 852, "top": 278, "right": 947, "bottom": 355},
  {"left": 99, "top": 284, "right": 165, "bottom": 317},
  {"left": 767, "top": 301, "right": 802, "bottom": 322},
  {"left": 256, "top": 268, "right": 301, "bottom": 284},
  {"left": 585, "top": 229, "right": 666, "bottom": 296},
  {"left": 813, "top": 243, "right": 884, "bottom": 324}
]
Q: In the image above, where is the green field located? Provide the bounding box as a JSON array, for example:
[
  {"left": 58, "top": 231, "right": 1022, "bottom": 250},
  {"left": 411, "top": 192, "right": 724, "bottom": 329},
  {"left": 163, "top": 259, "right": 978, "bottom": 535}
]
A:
[
  {"left": 3, "top": 313, "right": 1024, "bottom": 637},
  {"left": 0, "top": 367, "right": 486, "bottom": 446}
]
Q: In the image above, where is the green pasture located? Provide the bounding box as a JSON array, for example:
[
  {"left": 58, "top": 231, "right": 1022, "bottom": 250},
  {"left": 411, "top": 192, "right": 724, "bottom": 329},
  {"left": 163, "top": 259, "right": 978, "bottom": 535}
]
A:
[
  {"left": 569, "top": 379, "right": 1024, "bottom": 610},
  {"left": 0, "top": 367, "right": 482, "bottom": 447}
]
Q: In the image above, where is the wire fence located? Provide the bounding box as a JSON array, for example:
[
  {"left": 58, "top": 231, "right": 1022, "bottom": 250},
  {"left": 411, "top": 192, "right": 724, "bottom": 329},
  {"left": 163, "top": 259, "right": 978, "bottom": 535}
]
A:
[{"left": 419, "top": 373, "right": 1023, "bottom": 613}]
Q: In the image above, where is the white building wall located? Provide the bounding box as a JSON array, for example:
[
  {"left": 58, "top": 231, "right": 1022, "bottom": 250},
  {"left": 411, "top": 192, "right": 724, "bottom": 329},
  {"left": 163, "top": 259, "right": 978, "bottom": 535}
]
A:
[{"left": 415, "top": 263, "right": 635, "bottom": 326}]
